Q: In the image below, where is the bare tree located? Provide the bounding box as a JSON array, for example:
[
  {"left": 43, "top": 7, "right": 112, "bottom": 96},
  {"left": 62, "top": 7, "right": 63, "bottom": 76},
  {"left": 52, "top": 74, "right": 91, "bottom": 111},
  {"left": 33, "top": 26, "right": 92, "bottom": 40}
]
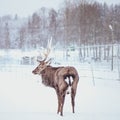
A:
[{"left": 4, "top": 22, "right": 10, "bottom": 49}]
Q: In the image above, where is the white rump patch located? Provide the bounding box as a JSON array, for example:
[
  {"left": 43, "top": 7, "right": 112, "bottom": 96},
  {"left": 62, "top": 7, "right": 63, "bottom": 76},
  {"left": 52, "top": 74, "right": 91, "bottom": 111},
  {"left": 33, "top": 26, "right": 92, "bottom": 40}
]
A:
[
  {"left": 65, "top": 77, "right": 69, "bottom": 84},
  {"left": 65, "top": 76, "right": 73, "bottom": 85},
  {"left": 65, "top": 76, "right": 73, "bottom": 94}
]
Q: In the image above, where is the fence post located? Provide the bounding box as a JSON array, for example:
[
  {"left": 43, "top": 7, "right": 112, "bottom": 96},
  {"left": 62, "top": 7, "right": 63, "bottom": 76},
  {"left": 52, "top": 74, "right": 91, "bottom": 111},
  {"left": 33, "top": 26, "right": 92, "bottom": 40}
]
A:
[{"left": 117, "top": 44, "right": 120, "bottom": 80}]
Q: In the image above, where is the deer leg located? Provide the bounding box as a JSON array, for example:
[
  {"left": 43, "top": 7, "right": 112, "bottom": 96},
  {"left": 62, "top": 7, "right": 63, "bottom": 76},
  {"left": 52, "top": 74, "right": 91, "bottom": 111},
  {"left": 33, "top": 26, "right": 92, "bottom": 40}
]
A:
[
  {"left": 58, "top": 98, "right": 61, "bottom": 114},
  {"left": 55, "top": 88, "right": 61, "bottom": 114},
  {"left": 59, "top": 91, "right": 66, "bottom": 116},
  {"left": 57, "top": 93, "right": 61, "bottom": 114},
  {"left": 58, "top": 81, "right": 68, "bottom": 116},
  {"left": 71, "top": 87, "right": 77, "bottom": 113},
  {"left": 71, "top": 78, "right": 78, "bottom": 113}
]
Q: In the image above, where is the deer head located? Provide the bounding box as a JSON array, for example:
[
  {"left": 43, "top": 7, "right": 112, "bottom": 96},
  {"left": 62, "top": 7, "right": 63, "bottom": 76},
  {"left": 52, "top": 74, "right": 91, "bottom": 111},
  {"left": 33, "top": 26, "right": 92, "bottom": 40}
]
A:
[{"left": 32, "top": 59, "right": 51, "bottom": 75}]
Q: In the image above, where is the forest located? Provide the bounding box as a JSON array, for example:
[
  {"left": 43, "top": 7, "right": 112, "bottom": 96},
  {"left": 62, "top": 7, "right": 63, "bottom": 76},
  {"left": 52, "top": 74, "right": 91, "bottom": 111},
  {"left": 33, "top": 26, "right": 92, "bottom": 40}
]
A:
[{"left": 0, "top": 0, "right": 120, "bottom": 59}]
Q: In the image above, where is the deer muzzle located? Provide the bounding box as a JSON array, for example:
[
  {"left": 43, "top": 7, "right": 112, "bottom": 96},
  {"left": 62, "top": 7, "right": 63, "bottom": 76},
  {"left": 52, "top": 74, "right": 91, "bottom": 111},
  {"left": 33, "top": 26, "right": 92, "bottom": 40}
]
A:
[{"left": 32, "top": 70, "right": 37, "bottom": 74}]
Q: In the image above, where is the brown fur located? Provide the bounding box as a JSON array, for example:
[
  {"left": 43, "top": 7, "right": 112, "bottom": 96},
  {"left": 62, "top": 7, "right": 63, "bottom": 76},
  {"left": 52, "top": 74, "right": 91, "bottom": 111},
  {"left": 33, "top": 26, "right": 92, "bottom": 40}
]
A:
[{"left": 32, "top": 62, "right": 79, "bottom": 116}]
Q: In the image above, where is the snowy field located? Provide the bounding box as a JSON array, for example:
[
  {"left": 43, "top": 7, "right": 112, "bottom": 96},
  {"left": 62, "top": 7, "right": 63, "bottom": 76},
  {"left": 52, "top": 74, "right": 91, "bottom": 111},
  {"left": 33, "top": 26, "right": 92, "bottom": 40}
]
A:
[
  {"left": 0, "top": 63, "right": 120, "bottom": 120},
  {"left": 0, "top": 50, "right": 120, "bottom": 120}
]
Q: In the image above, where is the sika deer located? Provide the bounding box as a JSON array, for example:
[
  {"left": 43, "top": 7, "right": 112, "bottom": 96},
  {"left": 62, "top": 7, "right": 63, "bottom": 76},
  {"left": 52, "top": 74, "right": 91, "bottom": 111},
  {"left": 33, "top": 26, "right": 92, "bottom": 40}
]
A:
[{"left": 32, "top": 39, "right": 79, "bottom": 116}]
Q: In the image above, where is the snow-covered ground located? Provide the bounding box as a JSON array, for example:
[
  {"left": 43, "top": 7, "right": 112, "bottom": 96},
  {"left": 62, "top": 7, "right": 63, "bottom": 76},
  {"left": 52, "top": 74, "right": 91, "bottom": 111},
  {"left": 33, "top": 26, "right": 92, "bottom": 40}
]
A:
[{"left": 0, "top": 61, "right": 120, "bottom": 120}]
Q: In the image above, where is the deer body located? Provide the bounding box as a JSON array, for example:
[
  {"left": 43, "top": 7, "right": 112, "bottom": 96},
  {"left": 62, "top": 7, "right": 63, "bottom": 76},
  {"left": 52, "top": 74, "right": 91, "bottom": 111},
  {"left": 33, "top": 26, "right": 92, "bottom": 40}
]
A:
[{"left": 32, "top": 64, "right": 79, "bottom": 116}]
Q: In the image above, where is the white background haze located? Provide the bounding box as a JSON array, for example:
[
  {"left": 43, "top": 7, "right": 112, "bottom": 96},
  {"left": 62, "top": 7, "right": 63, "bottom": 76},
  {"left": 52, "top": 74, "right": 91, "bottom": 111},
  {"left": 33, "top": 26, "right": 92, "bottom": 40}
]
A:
[{"left": 0, "top": 0, "right": 120, "bottom": 17}]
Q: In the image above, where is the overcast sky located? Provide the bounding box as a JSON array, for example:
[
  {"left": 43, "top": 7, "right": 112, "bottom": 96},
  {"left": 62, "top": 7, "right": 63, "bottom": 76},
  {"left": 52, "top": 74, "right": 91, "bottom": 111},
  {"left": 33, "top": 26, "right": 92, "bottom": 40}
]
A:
[
  {"left": 0, "top": 0, "right": 120, "bottom": 17},
  {"left": 0, "top": 0, "right": 63, "bottom": 17}
]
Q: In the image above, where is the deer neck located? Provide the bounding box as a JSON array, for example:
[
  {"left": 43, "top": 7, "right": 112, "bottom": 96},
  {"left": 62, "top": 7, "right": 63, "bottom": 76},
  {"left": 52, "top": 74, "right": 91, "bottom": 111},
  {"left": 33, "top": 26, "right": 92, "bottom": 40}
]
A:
[{"left": 40, "top": 66, "right": 50, "bottom": 78}]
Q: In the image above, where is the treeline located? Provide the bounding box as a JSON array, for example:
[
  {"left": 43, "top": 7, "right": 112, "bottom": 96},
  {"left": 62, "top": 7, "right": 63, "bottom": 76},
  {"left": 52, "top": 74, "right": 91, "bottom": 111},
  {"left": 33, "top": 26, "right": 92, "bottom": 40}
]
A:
[{"left": 0, "top": 0, "right": 120, "bottom": 50}]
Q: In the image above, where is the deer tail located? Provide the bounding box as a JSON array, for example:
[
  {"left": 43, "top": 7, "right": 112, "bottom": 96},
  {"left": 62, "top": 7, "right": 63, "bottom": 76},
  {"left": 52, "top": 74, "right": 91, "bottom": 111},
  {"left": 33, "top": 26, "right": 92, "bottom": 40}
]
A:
[{"left": 66, "top": 76, "right": 73, "bottom": 94}]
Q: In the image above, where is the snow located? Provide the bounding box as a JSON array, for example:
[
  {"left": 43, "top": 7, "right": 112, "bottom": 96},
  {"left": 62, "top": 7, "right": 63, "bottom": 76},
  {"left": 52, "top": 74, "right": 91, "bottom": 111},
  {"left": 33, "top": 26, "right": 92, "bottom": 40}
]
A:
[{"left": 0, "top": 50, "right": 120, "bottom": 120}]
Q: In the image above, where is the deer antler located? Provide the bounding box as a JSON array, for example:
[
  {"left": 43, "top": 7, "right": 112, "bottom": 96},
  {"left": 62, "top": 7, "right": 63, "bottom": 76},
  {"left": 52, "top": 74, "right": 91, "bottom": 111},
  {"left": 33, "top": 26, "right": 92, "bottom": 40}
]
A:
[
  {"left": 38, "top": 37, "right": 52, "bottom": 62},
  {"left": 36, "top": 37, "right": 52, "bottom": 63}
]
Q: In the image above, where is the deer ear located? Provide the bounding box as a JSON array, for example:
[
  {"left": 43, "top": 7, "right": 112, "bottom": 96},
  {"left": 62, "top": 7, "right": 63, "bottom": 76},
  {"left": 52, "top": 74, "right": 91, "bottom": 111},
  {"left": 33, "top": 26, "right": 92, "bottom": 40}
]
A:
[
  {"left": 37, "top": 59, "right": 41, "bottom": 63},
  {"left": 37, "top": 59, "right": 43, "bottom": 64}
]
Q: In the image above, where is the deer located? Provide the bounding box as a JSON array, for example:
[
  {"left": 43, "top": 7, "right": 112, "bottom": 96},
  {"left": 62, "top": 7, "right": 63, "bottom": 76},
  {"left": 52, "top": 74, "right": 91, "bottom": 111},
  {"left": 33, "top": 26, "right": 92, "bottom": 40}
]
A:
[{"left": 32, "top": 39, "right": 79, "bottom": 116}]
